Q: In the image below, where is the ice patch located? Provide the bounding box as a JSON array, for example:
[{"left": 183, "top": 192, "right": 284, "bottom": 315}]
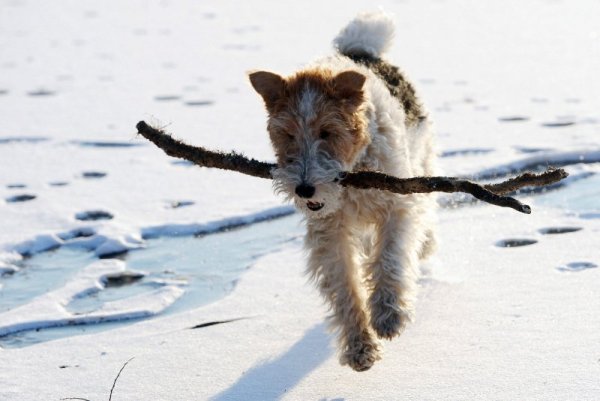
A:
[{"left": 0, "top": 259, "right": 184, "bottom": 337}]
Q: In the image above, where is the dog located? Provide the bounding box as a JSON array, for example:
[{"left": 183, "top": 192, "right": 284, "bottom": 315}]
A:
[{"left": 249, "top": 12, "right": 437, "bottom": 372}]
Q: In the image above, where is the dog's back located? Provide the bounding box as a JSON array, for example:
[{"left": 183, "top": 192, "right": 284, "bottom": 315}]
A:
[{"left": 333, "top": 13, "right": 425, "bottom": 127}]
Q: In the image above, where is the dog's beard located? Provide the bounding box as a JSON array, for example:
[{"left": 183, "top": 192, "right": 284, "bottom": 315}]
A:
[{"left": 271, "top": 142, "right": 344, "bottom": 218}]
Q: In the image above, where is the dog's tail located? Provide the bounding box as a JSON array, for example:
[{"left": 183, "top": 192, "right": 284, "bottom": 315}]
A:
[{"left": 333, "top": 11, "right": 395, "bottom": 59}]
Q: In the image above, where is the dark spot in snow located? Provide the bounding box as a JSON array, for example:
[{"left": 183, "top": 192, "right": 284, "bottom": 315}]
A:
[
  {"left": 184, "top": 100, "right": 214, "bottom": 107},
  {"left": 6, "top": 194, "right": 36, "bottom": 203},
  {"left": 0, "top": 89, "right": 8, "bottom": 95},
  {"left": 102, "top": 271, "right": 145, "bottom": 287},
  {"left": 496, "top": 238, "right": 538, "bottom": 248},
  {"left": 168, "top": 200, "right": 195, "bottom": 209},
  {"left": 556, "top": 262, "right": 598, "bottom": 272},
  {"left": 75, "top": 210, "right": 114, "bottom": 221},
  {"left": 539, "top": 226, "right": 582, "bottom": 235},
  {"left": 0, "top": 136, "right": 49, "bottom": 144},
  {"left": 98, "top": 250, "right": 128, "bottom": 260},
  {"left": 27, "top": 89, "right": 56, "bottom": 97},
  {"left": 498, "top": 116, "right": 530, "bottom": 122},
  {"left": 541, "top": 121, "right": 576, "bottom": 128},
  {"left": 82, "top": 171, "right": 107, "bottom": 179},
  {"left": 58, "top": 364, "right": 79, "bottom": 369},
  {"left": 154, "top": 95, "right": 181, "bottom": 101},
  {"left": 49, "top": 181, "right": 69, "bottom": 187},
  {"left": 58, "top": 228, "right": 95, "bottom": 241},
  {"left": 441, "top": 148, "right": 494, "bottom": 158},
  {"left": 6, "top": 183, "right": 26, "bottom": 189},
  {"left": 513, "top": 146, "right": 553, "bottom": 154},
  {"left": 76, "top": 141, "right": 141, "bottom": 148}
]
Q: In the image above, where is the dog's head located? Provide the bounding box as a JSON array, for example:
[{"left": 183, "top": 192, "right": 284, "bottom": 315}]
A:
[{"left": 249, "top": 69, "right": 370, "bottom": 218}]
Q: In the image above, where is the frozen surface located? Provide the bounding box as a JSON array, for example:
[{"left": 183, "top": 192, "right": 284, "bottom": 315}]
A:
[{"left": 1, "top": 0, "right": 599, "bottom": 400}]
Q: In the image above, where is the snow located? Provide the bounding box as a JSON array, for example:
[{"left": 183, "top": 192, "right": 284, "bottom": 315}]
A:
[{"left": 1, "top": 0, "right": 599, "bottom": 400}]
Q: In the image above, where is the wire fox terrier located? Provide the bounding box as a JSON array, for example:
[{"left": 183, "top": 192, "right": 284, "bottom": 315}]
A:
[{"left": 249, "top": 12, "right": 437, "bottom": 371}]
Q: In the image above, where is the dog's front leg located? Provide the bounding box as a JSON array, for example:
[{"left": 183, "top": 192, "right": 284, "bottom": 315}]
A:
[
  {"left": 367, "top": 209, "right": 421, "bottom": 340},
  {"left": 305, "top": 214, "right": 380, "bottom": 372}
]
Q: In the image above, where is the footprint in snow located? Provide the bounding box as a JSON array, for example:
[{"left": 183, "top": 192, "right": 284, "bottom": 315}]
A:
[
  {"left": 496, "top": 238, "right": 538, "bottom": 248},
  {"left": 27, "top": 89, "right": 56, "bottom": 97},
  {"left": 81, "top": 171, "right": 107, "bottom": 179},
  {"left": 513, "top": 146, "right": 553, "bottom": 154},
  {"left": 184, "top": 100, "right": 214, "bottom": 107},
  {"left": 441, "top": 148, "right": 494, "bottom": 158},
  {"left": 49, "top": 181, "right": 69, "bottom": 187},
  {"left": 6, "top": 183, "right": 26, "bottom": 189},
  {"left": 58, "top": 228, "right": 95, "bottom": 241},
  {"left": 498, "top": 116, "right": 530, "bottom": 122},
  {"left": 154, "top": 95, "right": 181, "bottom": 102},
  {"left": 556, "top": 262, "right": 598, "bottom": 272},
  {"left": 6, "top": 194, "right": 36, "bottom": 203},
  {"left": 102, "top": 271, "right": 145, "bottom": 287},
  {"left": 0, "top": 89, "right": 8, "bottom": 95},
  {"left": 75, "top": 141, "right": 141, "bottom": 148},
  {"left": 75, "top": 210, "right": 114, "bottom": 221},
  {"left": 538, "top": 226, "right": 582, "bottom": 235},
  {"left": 541, "top": 121, "right": 576, "bottom": 128},
  {"left": 0, "top": 136, "right": 49, "bottom": 144}
]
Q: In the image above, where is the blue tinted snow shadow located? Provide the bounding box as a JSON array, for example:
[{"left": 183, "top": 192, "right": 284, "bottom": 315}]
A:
[{"left": 210, "top": 323, "right": 332, "bottom": 401}]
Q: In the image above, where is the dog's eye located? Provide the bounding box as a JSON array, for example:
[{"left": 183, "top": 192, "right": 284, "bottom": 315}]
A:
[{"left": 319, "top": 130, "right": 330, "bottom": 140}]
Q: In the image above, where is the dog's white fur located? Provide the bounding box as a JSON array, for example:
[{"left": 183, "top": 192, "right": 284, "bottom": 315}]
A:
[{"left": 250, "top": 12, "right": 437, "bottom": 372}]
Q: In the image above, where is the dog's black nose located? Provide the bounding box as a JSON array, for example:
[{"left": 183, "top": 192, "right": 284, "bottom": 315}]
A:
[{"left": 295, "top": 183, "right": 315, "bottom": 199}]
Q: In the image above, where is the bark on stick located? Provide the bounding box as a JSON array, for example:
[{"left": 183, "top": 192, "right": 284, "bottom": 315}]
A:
[{"left": 136, "top": 120, "right": 568, "bottom": 214}]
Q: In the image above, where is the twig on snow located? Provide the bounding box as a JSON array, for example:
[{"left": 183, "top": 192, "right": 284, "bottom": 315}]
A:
[{"left": 109, "top": 357, "right": 134, "bottom": 401}]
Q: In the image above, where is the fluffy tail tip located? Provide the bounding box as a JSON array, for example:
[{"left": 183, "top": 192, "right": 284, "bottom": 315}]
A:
[{"left": 333, "top": 11, "right": 395, "bottom": 59}]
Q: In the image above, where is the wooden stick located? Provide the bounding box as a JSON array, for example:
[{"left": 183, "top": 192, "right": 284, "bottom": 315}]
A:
[{"left": 136, "top": 121, "right": 568, "bottom": 214}]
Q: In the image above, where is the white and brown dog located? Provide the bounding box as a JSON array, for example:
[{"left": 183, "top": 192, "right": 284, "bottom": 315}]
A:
[{"left": 249, "top": 12, "right": 437, "bottom": 372}]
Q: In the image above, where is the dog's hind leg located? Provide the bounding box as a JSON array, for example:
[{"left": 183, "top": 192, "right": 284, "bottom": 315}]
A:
[
  {"left": 305, "top": 214, "right": 381, "bottom": 372},
  {"left": 366, "top": 208, "right": 424, "bottom": 340}
]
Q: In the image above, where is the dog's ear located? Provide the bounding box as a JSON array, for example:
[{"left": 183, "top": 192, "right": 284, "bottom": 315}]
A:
[
  {"left": 333, "top": 71, "right": 366, "bottom": 99},
  {"left": 248, "top": 71, "right": 286, "bottom": 109}
]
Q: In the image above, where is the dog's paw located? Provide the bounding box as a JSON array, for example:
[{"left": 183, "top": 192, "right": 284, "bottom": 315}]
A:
[
  {"left": 340, "top": 332, "right": 381, "bottom": 372},
  {"left": 370, "top": 303, "right": 410, "bottom": 340}
]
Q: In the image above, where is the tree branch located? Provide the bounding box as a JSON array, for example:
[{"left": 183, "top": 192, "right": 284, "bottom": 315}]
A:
[{"left": 136, "top": 120, "right": 568, "bottom": 214}]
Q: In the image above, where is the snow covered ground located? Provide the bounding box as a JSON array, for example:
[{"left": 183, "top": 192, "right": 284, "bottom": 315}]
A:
[{"left": 1, "top": 0, "right": 599, "bottom": 399}]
